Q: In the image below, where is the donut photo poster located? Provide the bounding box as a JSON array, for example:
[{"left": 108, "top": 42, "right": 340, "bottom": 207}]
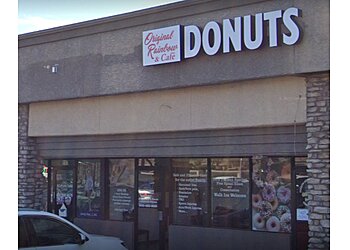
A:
[{"left": 252, "top": 157, "right": 292, "bottom": 233}]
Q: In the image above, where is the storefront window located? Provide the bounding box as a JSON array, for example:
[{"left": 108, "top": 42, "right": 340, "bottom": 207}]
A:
[
  {"left": 138, "top": 158, "right": 159, "bottom": 209},
  {"left": 77, "top": 160, "right": 103, "bottom": 218},
  {"left": 295, "top": 157, "right": 309, "bottom": 222},
  {"left": 172, "top": 158, "right": 208, "bottom": 226},
  {"left": 109, "top": 159, "right": 135, "bottom": 221},
  {"left": 252, "top": 157, "right": 292, "bottom": 233},
  {"left": 211, "top": 158, "right": 250, "bottom": 229},
  {"left": 138, "top": 169, "right": 159, "bottom": 209}
]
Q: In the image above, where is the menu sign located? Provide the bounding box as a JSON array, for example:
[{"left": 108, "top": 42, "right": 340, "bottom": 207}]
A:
[
  {"left": 142, "top": 25, "right": 181, "bottom": 66},
  {"left": 173, "top": 173, "right": 206, "bottom": 214}
]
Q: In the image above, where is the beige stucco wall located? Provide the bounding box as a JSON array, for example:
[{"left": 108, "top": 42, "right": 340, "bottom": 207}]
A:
[{"left": 28, "top": 76, "right": 306, "bottom": 137}]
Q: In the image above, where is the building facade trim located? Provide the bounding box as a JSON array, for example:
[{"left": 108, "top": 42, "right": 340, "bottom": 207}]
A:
[{"left": 19, "top": 0, "right": 269, "bottom": 47}]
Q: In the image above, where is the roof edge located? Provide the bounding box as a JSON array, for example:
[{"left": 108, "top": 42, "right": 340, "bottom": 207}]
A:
[{"left": 18, "top": 0, "right": 270, "bottom": 48}]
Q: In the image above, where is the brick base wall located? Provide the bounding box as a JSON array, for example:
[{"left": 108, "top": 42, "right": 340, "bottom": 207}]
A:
[
  {"left": 18, "top": 104, "right": 47, "bottom": 210},
  {"left": 305, "top": 72, "right": 330, "bottom": 249}
]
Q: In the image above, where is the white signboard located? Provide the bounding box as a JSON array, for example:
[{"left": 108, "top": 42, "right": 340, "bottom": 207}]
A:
[{"left": 142, "top": 25, "right": 181, "bottom": 66}]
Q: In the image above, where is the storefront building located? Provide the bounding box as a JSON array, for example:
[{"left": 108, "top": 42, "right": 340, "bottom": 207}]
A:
[{"left": 18, "top": 0, "right": 329, "bottom": 249}]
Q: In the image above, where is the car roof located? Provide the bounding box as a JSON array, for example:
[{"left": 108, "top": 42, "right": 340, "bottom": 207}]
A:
[{"left": 19, "top": 209, "right": 55, "bottom": 216}]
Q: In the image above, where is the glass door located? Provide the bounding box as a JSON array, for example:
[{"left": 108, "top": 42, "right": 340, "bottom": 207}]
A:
[
  {"left": 136, "top": 158, "right": 170, "bottom": 250},
  {"left": 49, "top": 160, "right": 75, "bottom": 222}
]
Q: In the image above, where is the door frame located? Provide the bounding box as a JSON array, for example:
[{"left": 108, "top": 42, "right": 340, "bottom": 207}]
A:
[
  {"left": 47, "top": 160, "right": 77, "bottom": 221},
  {"left": 134, "top": 158, "right": 170, "bottom": 250},
  {"left": 292, "top": 158, "right": 309, "bottom": 250}
]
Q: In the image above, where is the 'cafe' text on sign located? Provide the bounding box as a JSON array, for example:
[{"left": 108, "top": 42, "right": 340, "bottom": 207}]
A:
[{"left": 142, "top": 25, "right": 181, "bottom": 66}]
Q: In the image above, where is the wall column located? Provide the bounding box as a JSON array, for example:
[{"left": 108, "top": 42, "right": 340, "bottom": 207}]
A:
[
  {"left": 18, "top": 104, "right": 46, "bottom": 210},
  {"left": 305, "top": 72, "right": 330, "bottom": 249}
]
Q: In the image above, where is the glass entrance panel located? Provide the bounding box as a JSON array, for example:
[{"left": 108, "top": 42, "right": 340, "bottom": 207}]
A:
[
  {"left": 76, "top": 159, "right": 103, "bottom": 218},
  {"left": 50, "top": 160, "right": 75, "bottom": 221},
  {"left": 138, "top": 169, "right": 159, "bottom": 209},
  {"left": 137, "top": 162, "right": 159, "bottom": 250}
]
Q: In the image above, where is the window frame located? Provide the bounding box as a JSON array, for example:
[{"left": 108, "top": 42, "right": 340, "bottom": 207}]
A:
[
  {"left": 76, "top": 158, "right": 106, "bottom": 219},
  {"left": 169, "top": 155, "right": 298, "bottom": 233},
  {"left": 251, "top": 156, "right": 295, "bottom": 234},
  {"left": 44, "top": 155, "right": 303, "bottom": 235},
  {"left": 171, "top": 157, "right": 210, "bottom": 227},
  {"left": 107, "top": 158, "right": 136, "bottom": 221},
  {"left": 210, "top": 157, "right": 251, "bottom": 230}
]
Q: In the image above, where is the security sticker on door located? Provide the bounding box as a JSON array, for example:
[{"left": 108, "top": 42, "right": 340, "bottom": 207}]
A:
[{"left": 59, "top": 203, "right": 68, "bottom": 217}]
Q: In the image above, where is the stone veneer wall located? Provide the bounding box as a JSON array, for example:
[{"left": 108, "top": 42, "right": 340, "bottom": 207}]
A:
[
  {"left": 305, "top": 72, "right": 330, "bottom": 249},
  {"left": 18, "top": 104, "right": 47, "bottom": 210}
]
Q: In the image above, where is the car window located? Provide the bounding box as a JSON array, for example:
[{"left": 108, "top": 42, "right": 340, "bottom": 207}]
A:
[
  {"left": 29, "top": 217, "right": 80, "bottom": 246},
  {"left": 19, "top": 217, "right": 30, "bottom": 248}
]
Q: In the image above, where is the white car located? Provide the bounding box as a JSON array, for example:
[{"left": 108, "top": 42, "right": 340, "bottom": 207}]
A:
[{"left": 19, "top": 209, "right": 128, "bottom": 250}]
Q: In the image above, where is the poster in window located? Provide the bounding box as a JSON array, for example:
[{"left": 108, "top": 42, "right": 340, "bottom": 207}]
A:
[
  {"left": 109, "top": 159, "right": 135, "bottom": 221},
  {"left": 211, "top": 158, "right": 250, "bottom": 229},
  {"left": 172, "top": 159, "right": 208, "bottom": 226},
  {"left": 77, "top": 160, "right": 102, "bottom": 218},
  {"left": 252, "top": 157, "right": 292, "bottom": 233}
]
